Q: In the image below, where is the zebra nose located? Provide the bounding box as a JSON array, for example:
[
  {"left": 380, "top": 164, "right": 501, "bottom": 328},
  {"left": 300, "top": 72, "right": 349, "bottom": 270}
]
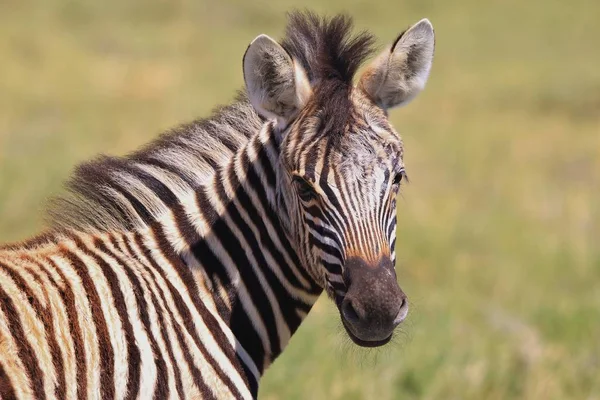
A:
[
  {"left": 339, "top": 256, "right": 407, "bottom": 346},
  {"left": 341, "top": 292, "right": 407, "bottom": 343},
  {"left": 341, "top": 297, "right": 361, "bottom": 325}
]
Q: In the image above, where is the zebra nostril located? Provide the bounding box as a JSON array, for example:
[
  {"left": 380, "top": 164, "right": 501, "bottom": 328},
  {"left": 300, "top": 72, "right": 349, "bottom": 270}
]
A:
[
  {"left": 341, "top": 298, "right": 360, "bottom": 325},
  {"left": 393, "top": 297, "right": 409, "bottom": 326}
]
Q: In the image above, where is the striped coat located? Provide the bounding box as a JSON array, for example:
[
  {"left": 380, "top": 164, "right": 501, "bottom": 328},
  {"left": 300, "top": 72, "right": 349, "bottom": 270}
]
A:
[
  {"left": 0, "top": 114, "right": 321, "bottom": 399},
  {"left": 0, "top": 11, "right": 435, "bottom": 400}
]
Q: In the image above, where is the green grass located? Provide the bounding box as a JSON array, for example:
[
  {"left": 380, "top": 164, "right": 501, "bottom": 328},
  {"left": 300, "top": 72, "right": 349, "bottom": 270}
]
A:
[{"left": 1, "top": 0, "right": 599, "bottom": 399}]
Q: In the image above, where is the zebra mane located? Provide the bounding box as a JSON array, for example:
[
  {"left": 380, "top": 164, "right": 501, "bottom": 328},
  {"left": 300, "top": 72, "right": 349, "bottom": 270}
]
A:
[
  {"left": 46, "top": 12, "right": 376, "bottom": 235},
  {"left": 281, "top": 11, "right": 376, "bottom": 85},
  {"left": 47, "top": 93, "right": 263, "bottom": 234},
  {"left": 281, "top": 11, "right": 377, "bottom": 140}
]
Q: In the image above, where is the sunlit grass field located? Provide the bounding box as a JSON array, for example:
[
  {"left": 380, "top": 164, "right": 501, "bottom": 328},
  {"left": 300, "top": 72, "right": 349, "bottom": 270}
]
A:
[{"left": 1, "top": 0, "right": 599, "bottom": 398}]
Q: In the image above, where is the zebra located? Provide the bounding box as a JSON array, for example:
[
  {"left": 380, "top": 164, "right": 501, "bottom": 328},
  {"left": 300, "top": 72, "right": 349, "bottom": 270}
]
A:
[{"left": 0, "top": 11, "right": 435, "bottom": 400}]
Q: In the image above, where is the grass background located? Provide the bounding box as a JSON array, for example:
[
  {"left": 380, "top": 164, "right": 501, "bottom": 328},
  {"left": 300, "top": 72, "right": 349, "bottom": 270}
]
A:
[{"left": 1, "top": 0, "right": 599, "bottom": 398}]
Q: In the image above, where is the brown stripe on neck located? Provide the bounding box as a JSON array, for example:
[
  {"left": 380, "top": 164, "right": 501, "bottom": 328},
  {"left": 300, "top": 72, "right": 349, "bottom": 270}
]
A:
[
  {"left": 0, "top": 363, "right": 17, "bottom": 400},
  {"left": 94, "top": 235, "right": 170, "bottom": 399},
  {"left": 5, "top": 257, "right": 67, "bottom": 400},
  {"left": 0, "top": 284, "right": 47, "bottom": 400},
  {"left": 59, "top": 240, "right": 115, "bottom": 400},
  {"left": 45, "top": 257, "right": 88, "bottom": 400},
  {"left": 113, "top": 235, "right": 185, "bottom": 399}
]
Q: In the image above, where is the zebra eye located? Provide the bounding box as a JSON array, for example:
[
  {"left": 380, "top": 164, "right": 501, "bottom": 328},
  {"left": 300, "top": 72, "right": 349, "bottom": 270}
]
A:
[
  {"left": 392, "top": 171, "right": 404, "bottom": 186},
  {"left": 293, "top": 176, "right": 317, "bottom": 202}
]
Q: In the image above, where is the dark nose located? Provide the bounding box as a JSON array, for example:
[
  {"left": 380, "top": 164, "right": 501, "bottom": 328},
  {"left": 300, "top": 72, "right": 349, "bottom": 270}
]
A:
[{"left": 340, "top": 256, "right": 408, "bottom": 344}]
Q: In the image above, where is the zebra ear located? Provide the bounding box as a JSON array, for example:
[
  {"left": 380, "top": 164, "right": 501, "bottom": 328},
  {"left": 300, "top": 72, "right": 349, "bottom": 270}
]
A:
[
  {"left": 359, "top": 19, "right": 435, "bottom": 110},
  {"left": 243, "top": 34, "right": 311, "bottom": 127}
]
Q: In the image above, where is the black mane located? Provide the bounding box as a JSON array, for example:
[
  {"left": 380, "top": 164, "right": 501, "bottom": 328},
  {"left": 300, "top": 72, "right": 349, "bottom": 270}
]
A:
[
  {"left": 281, "top": 11, "right": 375, "bottom": 85},
  {"left": 281, "top": 12, "right": 376, "bottom": 141},
  {"left": 45, "top": 11, "right": 377, "bottom": 235}
]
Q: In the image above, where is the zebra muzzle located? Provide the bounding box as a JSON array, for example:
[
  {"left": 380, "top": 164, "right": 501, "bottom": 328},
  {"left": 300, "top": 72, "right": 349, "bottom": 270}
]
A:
[{"left": 337, "top": 256, "right": 408, "bottom": 347}]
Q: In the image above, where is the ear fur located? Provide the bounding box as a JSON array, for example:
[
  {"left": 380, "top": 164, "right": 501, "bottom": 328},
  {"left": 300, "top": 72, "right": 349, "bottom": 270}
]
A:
[
  {"left": 359, "top": 19, "right": 435, "bottom": 109},
  {"left": 243, "top": 34, "right": 311, "bottom": 127}
]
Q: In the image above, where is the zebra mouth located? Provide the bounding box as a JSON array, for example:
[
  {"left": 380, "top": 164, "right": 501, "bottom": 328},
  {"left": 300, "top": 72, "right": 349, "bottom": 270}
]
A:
[
  {"left": 336, "top": 295, "right": 393, "bottom": 347},
  {"left": 340, "top": 317, "right": 393, "bottom": 347}
]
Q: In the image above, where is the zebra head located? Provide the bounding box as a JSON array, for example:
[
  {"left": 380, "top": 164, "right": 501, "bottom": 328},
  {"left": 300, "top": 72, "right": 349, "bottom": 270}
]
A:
[{"left": 243, "top": 13, "right": 435, "bottom": 347}]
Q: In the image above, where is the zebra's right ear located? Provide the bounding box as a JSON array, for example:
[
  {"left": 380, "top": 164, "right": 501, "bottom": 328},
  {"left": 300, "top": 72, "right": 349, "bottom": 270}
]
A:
[{"left": 243, "top": 34, "right": 311, "bottom": 128}]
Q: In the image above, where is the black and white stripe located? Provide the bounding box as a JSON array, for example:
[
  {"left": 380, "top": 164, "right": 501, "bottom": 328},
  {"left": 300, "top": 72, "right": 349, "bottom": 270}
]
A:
[{"left": 0, "top": 10, "right": 436, "bottom": 399}]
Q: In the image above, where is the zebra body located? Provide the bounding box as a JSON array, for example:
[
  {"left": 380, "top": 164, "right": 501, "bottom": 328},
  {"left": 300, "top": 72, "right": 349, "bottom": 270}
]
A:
[
  {"left": 0, "top": 11, "right": 435, "bottom": 399},
  {"left": 0, "top": 117, "right": 319, "bottom": 399}
]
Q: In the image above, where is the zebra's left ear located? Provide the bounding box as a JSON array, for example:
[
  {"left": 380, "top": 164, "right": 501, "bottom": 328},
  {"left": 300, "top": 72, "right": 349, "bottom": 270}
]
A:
[
  {"left": 358, "top": 19, "right": 435, "bottom": 110},
  {"left": 243, "top": 34, "right": 311, "bottom": 127}
]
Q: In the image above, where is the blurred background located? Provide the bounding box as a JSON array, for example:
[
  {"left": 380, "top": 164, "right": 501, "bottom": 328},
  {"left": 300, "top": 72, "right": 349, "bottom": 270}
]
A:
[{"left": 0, "top": 0, "right": 598, "bottom": 398}]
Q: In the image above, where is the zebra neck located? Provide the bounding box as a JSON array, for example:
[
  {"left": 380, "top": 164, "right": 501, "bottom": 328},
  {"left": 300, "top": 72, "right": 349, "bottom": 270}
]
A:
[{"left": 160, "top": 121, "right": 322, "bottom": 380}]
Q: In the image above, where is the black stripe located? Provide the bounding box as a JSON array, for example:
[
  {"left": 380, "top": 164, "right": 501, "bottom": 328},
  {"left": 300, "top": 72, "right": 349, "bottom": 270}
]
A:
[
  {"left": 308, "top": 233, "right": 345, "bottom": 263},
  {"left": 4, "top": 260, "right": 67, "bottom": 400},
  {"left": 254, "top": 137, "right": 277, "bottom": 190},
  {"left": 141, "top": 158, "right": 198, "bottom": 187},
  {"left": 243, "top": 146, "right": 320, "bottom": 293},
  {"left": 113, "top": 162, "right": 253, "bottom": 395},
  {"left": 46, "top": 258, "right": 88, "bottom": 400},
  {"left": 194, "top": 190, "right": 266, "bottom": 379},
  {"left": 223, "top": 169, "right": 308, "bottom": 329},
  {"left": 142, "top": 228, "right": 248, "bottom": 399},
  {"left": 86, "top": 238, "right": 149, "bottom": 400},
  {"left": 322, "top": 261, "right": 344, "bottom": 276},
  {"left": 315, "top": 168, "right": 350, "bottom": 247},
  {"left": 132, "top": 234, "right": 219, "bottom": 400},
  {"left": 211, "top": 172, "right": 281, "bottom": 356},
  {"left": 0, "top": 362, "right": 17, "bottom": 399},
  {"left": 62, "top": 244, "right": 116, "bottom": 400},
  {"left": 108, "top": 236, "right": 185, "bottom": 399},
  {"left": 108, "top": 179, "right": 155, "bottom": 226},
  {"left": 387, "top": 215, "right": 396, "bottom": 241},
  {"left": 168, "top": 193, "right": 261, "bottom": 390},
  {"left": 0, "top": 284, "right": 46, "bottom": 400}
]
